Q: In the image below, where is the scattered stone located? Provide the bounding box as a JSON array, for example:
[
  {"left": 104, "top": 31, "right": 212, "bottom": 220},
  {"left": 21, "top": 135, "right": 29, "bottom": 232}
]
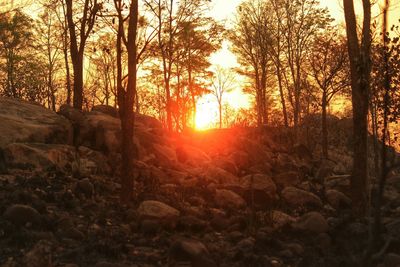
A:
[
  {"left": 75, "top": 178, "right": 94, "bottom": 198},
  {"left": 22, "top": 240, "right": 53, "bottom": 267},
  {"left": 281, "top": 186, "right": 322, "bottom": 207},
  {"left": 271, "top": 210, "right": 296, "bottom": 229},
  {"left": 325, "top": 189, "right": 351, "bottom": 209},
  {"left": 137, "top": 200, "right": 180, "bottom": 227},
  {"left": 292, "top": 212, "right": 329, "bottom": 233},
  {"left": 214, "top": 189, "right": 245, "bottom": 209},
  {"left": 169, "top": 237, "right": 217, "bottom": 267},
  {"left": 273, "top": 171, "right": 301, "bottom": 188},
  {"left": 3, "top": 204, "right": 41, "bottom": 227},
  {"left": 236, "top": 174, "right": 278, "bottom": 206}
]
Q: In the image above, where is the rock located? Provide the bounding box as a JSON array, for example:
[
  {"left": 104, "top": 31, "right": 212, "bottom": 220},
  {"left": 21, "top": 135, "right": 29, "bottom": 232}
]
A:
[
  {"left": 92, "top": 105, "right": 119, "bottom": 118},
  {"left": 3, "top": 204, "right": 41, "bottom": 227},
  {"left": 325, "top": 189, "right": 351, "bottom": 209},
  {"left": 135, "top": 113, "right": 164, "bottom": 130},
  {"left": 140, "top": 219, "right": 160, "bottom": 235},
  {"left": 215, "top": 158, "right": 238, "bottom": 176},
  {"left": 22, "top": 240, "right": 52, "bottom": 267},
  {"left": 292, "top": 212, "right": 329, "bottom": 233},
  {"left": 169, "top": 237, "right": 217, "bottom": 267},
  {"left": 137, "top": 200, "right": 180, "bottom": 227},
  {"left": 235, "top": 237, "right": 255, "bottom": 253},
  {"left": 176, "top": 145, "right": 211, "bottom": 166},
  {"left": 235, "top": 174, "right": 278, "bottom": 207},
  {"left": 152, "top": 144, "right": 177, "bottom": 167},
  {"left": 293, "top": 143, "right": 313, "bottom": 161},
  {"left": 214, "top": 189, "right": 245, "bottom": 209},
  {"left": 273, "top": 171, "right": 301, "bottom": 188},
  {"left": 177, "top": 216, "right": 208, "bottom": 232},
  {"left": 316, "top": 233, "right": 331, "bottom": 251},
  {"left": 281, "top": 186, "right": 322, "bottom": 208},
  {"left": 75, "top": 178, "right": 94, "bottom": 198},
  {"left": 3, "top": 143, "right": 110, "bottom": 174},
  {"left": 324, "top": 175, "right": 351, "bottom": 193},
  {"left": 271, "top": 210, "right": 296, "bottom": 229},
  {"left": 384, "top": 253, "right": 400, "bottom": 267},
  {"left": 0, "top": 97, "right": 73, "bottom": 148},
  {"left": 202, "top": 166, "right": 239, "bottom": 185},
  {"left": 79, "top": 111, "right": 121, "bottom": 152}
]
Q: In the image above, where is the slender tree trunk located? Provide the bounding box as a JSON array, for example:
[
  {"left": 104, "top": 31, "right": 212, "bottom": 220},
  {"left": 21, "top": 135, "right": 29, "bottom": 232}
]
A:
[
  {"left": 277, "top": 64, "right": 288, "bottom": 127},
  {"left": 219, "top": 101, "right": 222, "bottom": 129},
  {"left": 322, "top": 91, "right": 328, "bottom": 159},
  {"left": 371, "top": 0, "right": 390, "bottom": 256}
]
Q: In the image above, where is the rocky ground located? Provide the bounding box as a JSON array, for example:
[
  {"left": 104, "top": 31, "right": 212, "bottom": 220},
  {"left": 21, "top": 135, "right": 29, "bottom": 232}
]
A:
[{"left": 0, "top": 97, "right": 399, "bottom": 267}]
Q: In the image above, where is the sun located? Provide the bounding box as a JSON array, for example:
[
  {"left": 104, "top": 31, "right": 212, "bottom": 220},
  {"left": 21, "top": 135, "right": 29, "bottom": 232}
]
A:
[{"left": 195, "top": 96, "right": 219, "bottom": 130}]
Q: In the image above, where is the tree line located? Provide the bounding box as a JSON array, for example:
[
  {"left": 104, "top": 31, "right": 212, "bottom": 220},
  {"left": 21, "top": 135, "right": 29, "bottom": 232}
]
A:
[{"left": 1, "top": 0, "right": 400, "bottom": 255}]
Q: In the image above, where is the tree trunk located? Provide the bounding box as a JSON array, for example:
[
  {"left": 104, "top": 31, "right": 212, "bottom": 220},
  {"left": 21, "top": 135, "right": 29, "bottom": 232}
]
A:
[
  {"left": 219, "top": 101, "right": 222, "bottom": 129},
  {"left": 115, "top": 0, "right": 138, "bottom": 203},
  {"left": 72, "top": 54, "right": 84, "bottom": 110},
  {"left": 322, "top": 91, "right": 328, "bottom": 159},
  {"left": 277, "top": 64, "right": 288, "bottom": 127},
  {"left": 343, "top": 0, "right": 371, "bottom": 216}
]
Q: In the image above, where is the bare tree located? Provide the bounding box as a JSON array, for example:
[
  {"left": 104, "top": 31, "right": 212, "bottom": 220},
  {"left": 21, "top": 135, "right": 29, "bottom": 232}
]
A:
[
  {"left": 211, "top": 65, "right": 235, "bottom": 128},
  {"left": 309, "top": 30, "right": 349, "bottom": 159},
  {"left": 65, "top": 0, "right": 101, "bottom": 110},
  {"left": 281, "top": 0, "right": 331, "bottom": 136},
  {"left": 37, "top": 1, "right": 63, "bottom": 111}
]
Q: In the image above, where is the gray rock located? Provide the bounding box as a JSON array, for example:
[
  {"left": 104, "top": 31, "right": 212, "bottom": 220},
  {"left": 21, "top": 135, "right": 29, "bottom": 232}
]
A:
[{"left": 0, "top": 97, "right": 73, "bottom": 148}]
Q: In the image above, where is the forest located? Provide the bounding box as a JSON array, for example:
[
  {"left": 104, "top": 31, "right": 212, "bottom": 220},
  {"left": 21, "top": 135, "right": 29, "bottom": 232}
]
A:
[{"left": 0, "top": 0, "right": 400, "bottom": 266}]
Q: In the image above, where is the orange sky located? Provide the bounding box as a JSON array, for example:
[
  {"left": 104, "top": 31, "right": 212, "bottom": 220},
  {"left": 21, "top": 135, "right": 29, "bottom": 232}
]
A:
[{"left": 196, "top": 0, "right": 400, "bottom": 129}]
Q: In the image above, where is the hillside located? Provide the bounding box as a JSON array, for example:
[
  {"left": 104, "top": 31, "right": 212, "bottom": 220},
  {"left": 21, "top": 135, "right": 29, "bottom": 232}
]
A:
[{"left": 0, "top": 97, "right": 399, "bottom": 267}]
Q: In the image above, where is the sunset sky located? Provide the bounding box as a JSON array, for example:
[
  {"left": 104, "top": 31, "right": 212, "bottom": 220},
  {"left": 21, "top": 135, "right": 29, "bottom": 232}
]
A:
[{"left": 193, "top": 0, "right": 400, "bottom": 129}]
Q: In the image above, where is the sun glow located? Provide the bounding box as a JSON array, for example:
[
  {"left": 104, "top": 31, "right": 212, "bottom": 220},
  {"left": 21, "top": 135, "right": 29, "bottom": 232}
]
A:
[{"left": 195, "top": 96, "right": 219, "bottom": 130}]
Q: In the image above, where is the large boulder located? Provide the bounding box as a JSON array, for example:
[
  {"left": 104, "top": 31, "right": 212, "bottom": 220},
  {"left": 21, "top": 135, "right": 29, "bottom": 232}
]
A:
[
  {"left": 0, "top": 97, "right": 73, "bottom": 148},
  {"left": 3, "top": 143, "right": 111, "bottom": 175},
  {"left": 281, "top": 186, "right": 322, "bottom": 208}
]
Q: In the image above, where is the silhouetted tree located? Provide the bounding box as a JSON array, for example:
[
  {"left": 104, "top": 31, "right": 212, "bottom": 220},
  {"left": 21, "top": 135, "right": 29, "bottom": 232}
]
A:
[
  {"left": 114, "top": 0, "right": 138, "bottom": 202},
  {"left": 211, "top": 65, "right": 235, "bottom": 128},
  {"left": 309, "top": 30, "right": 349, "bottom": 159},
  {"left": 65, "top": 0, "right": 101, "bottom": 110},
  {"left": 343, "top": 0, "right": 372, "bottom": 216}
]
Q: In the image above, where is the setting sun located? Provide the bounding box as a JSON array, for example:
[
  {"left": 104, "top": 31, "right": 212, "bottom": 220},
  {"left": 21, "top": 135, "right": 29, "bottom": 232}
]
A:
[{"left": 195, "top": 96, "right": 219, "bottom": 130}]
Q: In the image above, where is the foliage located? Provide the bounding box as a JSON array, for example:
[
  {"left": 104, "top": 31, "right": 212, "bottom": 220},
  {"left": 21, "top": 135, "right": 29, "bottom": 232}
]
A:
[{"left": 0, "top": 11, "right": 47, "bottom": 103}]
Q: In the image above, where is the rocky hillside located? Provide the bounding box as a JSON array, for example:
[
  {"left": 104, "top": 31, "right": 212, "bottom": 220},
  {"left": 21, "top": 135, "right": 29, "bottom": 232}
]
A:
[{"left": 0, "top": 97, "right": 399, "bottom": 267}]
